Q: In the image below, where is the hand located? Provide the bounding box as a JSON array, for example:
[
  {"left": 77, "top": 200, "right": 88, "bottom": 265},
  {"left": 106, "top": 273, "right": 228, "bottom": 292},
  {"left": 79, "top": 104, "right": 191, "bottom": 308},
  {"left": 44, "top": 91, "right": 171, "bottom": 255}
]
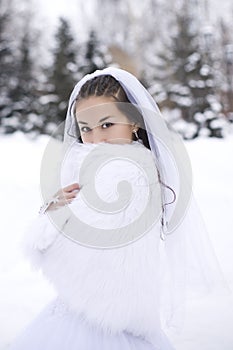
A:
[{"left": 47, "top": 183, "right": 81, "bottom": 212}]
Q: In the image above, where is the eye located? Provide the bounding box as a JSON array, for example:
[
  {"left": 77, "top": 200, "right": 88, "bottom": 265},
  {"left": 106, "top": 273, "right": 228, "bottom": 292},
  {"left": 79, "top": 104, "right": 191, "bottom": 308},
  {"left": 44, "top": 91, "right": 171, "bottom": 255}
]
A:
[
  {"left": 102, "top": 122, "right": 114, "bottom": 129},
  {"left": 80, "top": 126, "right": 91, "bottom": 133}
]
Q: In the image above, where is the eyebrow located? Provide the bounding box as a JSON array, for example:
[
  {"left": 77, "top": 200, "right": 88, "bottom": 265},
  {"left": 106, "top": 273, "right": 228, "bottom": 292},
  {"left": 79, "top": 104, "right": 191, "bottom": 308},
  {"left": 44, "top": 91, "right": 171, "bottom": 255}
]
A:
[{"left": 78, "top": 116, "right": 114, "bottom": 125}]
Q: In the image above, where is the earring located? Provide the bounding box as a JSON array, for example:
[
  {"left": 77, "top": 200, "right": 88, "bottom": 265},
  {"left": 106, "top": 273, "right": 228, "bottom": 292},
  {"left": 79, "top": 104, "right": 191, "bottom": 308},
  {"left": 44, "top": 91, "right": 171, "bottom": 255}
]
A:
[{"left": 133, "top": 129, "right": 143, "bottom": 144}]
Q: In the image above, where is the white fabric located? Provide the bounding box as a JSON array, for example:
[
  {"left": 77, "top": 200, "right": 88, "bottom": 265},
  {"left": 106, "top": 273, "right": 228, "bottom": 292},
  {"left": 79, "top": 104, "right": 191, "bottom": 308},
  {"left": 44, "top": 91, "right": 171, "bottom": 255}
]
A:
[
  {"left": 8, "top": 297, "right": 174, "bottom": 350},
  {"left": 21, "top": 140, "right": 228, "bottom": 348},
  {"left": 20, "top": 141, "right": 175, "bottom": 349}
]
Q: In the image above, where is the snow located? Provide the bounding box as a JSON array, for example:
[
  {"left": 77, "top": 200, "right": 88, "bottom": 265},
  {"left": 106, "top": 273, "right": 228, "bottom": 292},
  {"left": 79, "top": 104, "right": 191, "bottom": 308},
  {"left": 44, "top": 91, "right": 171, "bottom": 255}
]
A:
[{"left": 0, "top": 131, "right": 233, "bottom": 349}]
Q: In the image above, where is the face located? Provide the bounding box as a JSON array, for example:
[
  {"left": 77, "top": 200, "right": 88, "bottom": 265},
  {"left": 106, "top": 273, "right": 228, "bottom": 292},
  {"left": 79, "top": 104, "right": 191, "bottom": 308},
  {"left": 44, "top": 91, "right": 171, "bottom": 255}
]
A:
[{"left": 75, "top": 96, "right": 139, "bottom": 144}]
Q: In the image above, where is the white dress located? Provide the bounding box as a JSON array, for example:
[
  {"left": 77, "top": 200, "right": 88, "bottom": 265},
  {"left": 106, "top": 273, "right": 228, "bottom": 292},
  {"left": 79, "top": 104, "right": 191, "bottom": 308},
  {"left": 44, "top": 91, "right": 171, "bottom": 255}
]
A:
[
  {"left": 8, "top": 141, "right": 177, "bottom": 350},
  {"left": 8, "top": 297, "right": 174, "bottom": 350}
]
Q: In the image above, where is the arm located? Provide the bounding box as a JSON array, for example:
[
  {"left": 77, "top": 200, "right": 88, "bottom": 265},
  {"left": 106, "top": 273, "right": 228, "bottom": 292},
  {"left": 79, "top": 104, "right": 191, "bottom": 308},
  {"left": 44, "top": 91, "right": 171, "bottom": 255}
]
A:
[
  {"left": 21, "top": 183, "right": 80, "bottom": 269},
  {"left": 39, "top": 183, "right": 80, "bottom": 214},
  {"left": 20, "top": 143, "right": 85, "bottom": 268}
]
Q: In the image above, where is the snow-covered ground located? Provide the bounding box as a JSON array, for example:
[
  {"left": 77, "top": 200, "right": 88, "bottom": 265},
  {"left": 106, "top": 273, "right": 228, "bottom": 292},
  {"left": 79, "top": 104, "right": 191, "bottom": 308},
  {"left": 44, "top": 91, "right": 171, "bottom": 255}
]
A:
[{"left": 0, "top": 131, "right": 233, "bottom": 349}]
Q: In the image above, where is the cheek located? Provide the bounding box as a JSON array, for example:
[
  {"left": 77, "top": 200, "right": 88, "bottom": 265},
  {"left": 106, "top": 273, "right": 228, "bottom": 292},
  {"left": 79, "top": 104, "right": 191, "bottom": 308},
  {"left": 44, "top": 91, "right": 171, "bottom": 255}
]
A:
[
  {"left": 80, "top": 133, "right": 91, "bottom": 142},
  {"left": 117, "top": 124, "right": 132, "bottom": 135}
]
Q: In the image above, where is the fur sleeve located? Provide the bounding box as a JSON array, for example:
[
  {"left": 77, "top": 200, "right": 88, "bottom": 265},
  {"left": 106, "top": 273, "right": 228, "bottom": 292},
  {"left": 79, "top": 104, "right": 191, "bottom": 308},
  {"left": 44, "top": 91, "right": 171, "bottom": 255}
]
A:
[{"left": 20, "top": 208, "right": 71, "bottom": 270}]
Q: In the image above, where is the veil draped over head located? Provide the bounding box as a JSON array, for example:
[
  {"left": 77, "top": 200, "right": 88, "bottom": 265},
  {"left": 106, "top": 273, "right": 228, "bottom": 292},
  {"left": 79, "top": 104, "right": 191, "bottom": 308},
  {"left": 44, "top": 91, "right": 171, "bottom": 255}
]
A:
[{"left": 62, "top": 67, "right": 229, "bottom": 332}]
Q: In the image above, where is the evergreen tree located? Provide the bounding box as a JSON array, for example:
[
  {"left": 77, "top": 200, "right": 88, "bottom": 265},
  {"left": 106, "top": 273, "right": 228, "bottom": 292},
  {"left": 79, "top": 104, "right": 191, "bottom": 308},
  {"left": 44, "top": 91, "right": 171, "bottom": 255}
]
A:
[
  {"left": 9, "top": 30, "right": 42, "bottom": 134},
  {"left": 0, "top": 0, "right": 16, "bottom": 133},
  {"left": 42, "top": 23, "right": 110, "bottom": 140},
  {"left": 42, "top": 17, "right": 79, "bottom": 137},
  {"left": 77, "top": 30, "right": 110, "bottom": 77},
  {"left": 1, "top": 1, "right": 45, "bottom": 136},
  {"left": 144, "top": 2, "right": 227, "bottom": 139},
  {"left": 218, "top": 19, "right": 233, "bottom": 120}
]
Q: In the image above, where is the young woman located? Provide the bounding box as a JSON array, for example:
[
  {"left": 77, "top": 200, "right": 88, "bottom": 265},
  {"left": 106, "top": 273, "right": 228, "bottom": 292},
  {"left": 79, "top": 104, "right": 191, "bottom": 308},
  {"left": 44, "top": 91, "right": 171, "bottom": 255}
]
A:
[{"left": 8, "top": 67, "right": 226, "bottom": 350}]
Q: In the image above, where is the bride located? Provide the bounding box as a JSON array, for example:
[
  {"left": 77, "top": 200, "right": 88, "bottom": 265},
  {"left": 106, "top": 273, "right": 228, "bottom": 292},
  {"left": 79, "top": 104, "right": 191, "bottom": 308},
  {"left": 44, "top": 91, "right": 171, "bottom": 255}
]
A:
[{"left": 8, "top": 67, "right": 227, "bottom": 350}]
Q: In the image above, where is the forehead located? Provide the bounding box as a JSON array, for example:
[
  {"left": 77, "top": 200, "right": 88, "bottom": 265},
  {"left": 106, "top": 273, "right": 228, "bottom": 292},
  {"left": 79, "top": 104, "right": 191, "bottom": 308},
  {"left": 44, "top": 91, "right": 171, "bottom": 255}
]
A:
[
  {"left": 75, "top": 96, "right": 129, "bottom": 123},
  {"left": 76, "top": 95, "right": 116, "bottom": 111}
]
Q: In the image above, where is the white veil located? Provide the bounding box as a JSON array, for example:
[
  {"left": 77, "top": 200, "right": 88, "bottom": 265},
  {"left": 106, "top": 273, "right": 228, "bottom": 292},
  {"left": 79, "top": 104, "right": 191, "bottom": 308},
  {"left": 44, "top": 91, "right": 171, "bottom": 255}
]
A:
[
  {"left": 62, "top": 67, "right": 230, "bottom": 333},
  {"left": 64, "top": 67, "right": 189, "bottom": 235}
]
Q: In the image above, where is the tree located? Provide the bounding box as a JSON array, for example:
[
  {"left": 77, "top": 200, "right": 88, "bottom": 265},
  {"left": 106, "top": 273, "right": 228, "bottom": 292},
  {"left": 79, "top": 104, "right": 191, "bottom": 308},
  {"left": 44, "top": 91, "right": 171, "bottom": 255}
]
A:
[
  {"left": 218, "top": 19, "right": 233, "bottom": 120},
  {"left": 0, "top": 0, "right": 16, "bottom": 133},
  {"left": 145, "top": 1, "right": 227, "bottom": 139},
  {"left": 77, "top": 29, "right": 110, "bottom": 77},
  {"left": 49, "top": 17, "right": 78, "bottom": 122},
  {"left": 0, "top": 0, "right": 45, "bottom": 136},
  {"left": 9, "top": 31, "right": 43, "bottom": 133}
]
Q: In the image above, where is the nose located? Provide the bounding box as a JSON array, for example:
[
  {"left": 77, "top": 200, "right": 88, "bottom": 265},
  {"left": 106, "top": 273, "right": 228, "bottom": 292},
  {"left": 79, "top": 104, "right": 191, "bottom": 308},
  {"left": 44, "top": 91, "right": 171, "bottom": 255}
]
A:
[{"left": 91, "top": 127, "right": 107, "bottom": 144}]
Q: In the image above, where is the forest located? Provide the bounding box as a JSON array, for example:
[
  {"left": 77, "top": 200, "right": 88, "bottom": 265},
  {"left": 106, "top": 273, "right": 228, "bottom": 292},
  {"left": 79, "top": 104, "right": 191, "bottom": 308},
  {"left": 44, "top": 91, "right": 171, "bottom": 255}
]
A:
[{"left": 0, "top": 0, "right": 233, "bottom": 140}]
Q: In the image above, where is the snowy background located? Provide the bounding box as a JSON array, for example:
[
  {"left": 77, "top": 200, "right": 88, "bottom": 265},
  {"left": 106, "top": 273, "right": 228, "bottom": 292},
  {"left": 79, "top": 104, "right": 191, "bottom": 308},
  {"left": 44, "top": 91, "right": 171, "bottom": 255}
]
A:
[
  {"left": 0, "top": 131, "right": 233, "bottom": 350},
  {"left": 1, "top": 0, "right": 233, "bottom": 348}
]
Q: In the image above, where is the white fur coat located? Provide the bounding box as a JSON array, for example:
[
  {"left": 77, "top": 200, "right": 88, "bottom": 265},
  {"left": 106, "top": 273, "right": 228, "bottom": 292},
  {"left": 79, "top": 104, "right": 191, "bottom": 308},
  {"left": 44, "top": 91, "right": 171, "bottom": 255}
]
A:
[{"left": 22, "top": 141, "right": 173, "bottom": 348}]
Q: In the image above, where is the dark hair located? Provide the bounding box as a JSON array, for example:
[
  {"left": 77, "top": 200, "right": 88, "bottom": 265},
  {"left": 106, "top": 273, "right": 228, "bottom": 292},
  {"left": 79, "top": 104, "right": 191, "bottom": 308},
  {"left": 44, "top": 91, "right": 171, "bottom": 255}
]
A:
[{"left": 70, "top": 75, "right": 150, "bottom": 149}]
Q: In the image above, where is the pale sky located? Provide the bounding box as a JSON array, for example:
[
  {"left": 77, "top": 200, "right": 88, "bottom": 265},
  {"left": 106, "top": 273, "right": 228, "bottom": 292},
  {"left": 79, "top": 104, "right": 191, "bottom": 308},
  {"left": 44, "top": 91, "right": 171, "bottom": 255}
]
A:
[
  {"left": 40, "top": 0, "right": 76, "bottom": 21},
  {"left": 38, "top": 0, "right": 94, "bottom": 40},
  {"left": 39, "top": 0, "right": 232, "bottom": 25},
  {"left": 36, "top": 0, "right": 233, "bottom": 63}
]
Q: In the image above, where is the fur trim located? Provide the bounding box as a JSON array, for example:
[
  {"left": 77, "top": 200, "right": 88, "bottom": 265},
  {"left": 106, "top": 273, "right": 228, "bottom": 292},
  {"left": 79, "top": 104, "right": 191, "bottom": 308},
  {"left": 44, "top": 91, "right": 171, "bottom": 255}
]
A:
[{"left": 21, "top": 142, "right": 165, "bottom": 343}]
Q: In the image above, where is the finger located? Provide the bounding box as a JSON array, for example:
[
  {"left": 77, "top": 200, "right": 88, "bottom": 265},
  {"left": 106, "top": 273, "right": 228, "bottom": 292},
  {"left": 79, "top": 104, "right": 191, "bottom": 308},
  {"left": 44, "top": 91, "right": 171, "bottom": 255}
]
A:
[
  {"left": 63, "top": 183, "right": 80, "bottom": 192},
  {"left": 65, "top": 191, "right": 79, "bottom": 200},
  {"left": 47, "top": 197, "right": 75, "bottom": 211},
  {"left": 62, "top": 190, "right": 79, "bottom": 200}
]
